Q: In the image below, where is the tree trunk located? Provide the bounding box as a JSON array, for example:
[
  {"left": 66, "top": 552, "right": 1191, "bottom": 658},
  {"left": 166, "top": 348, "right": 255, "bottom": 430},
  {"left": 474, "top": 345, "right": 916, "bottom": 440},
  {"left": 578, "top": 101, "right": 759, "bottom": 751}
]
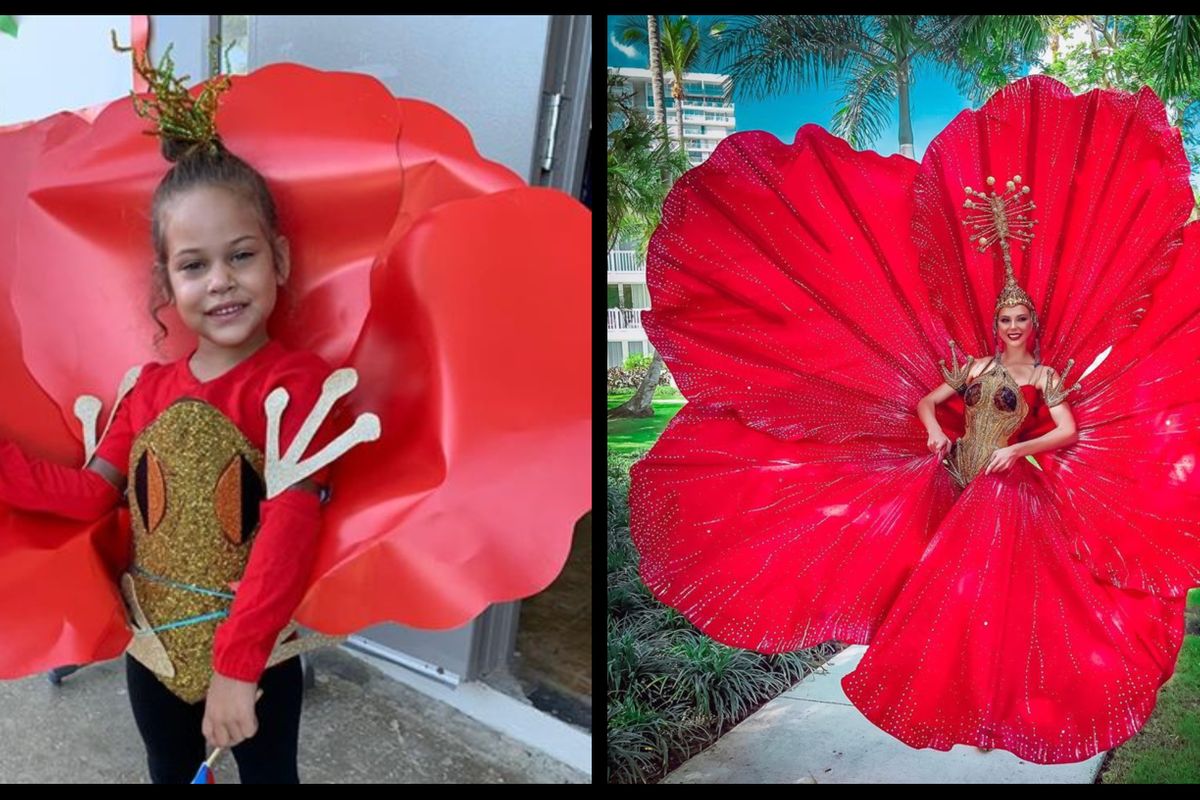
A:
[
  {"left": 897, "top": 60, "right": 915, "bottom": 159},
  {"left": 609, "top": 16, "right": 672, "bottom": 420},
  {"left": 608, "top": 352, "right": 665, "bottom": 419},
  {"left": 1086, "top": 15, "right": 1108, "bottom": 88},
  {"left": 672, "top": 80, "right": 686, "bottom": 157},
  {"left": 648, "top": 16, "right": 666, "bottom": 131}
]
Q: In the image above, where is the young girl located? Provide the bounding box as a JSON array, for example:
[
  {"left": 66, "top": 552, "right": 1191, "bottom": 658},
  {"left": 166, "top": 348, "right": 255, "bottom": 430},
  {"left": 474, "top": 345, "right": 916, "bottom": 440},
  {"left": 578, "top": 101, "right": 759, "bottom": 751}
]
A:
[
  {"left": 0, "top": 34, "right": 591, "bottom": 785},
  {"left": 0, "top": 56, "right": 349, "bottom": 784}
]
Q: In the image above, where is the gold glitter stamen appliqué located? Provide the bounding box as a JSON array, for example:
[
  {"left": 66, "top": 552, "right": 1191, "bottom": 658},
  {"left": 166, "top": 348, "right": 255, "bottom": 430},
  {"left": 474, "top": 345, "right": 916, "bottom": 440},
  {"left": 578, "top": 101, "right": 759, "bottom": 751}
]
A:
[{"left": 126, "top": 398, "right": 264, "bottom": 703}]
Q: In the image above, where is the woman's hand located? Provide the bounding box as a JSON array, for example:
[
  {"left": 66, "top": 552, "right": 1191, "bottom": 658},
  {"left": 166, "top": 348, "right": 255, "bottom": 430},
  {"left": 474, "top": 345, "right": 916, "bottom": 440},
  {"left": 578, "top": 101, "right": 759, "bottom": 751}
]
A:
[
  {"left": 926, "top": 430, "right": 951, "bottom": 459},
  {"left": 202, "top": 672, "right": 259, "bottom": 749},
  {"left": 917, "top": 384, "right": 957, "bottom": 460},
  {"left": 984, "top": 445, "right": 1020, "bottom": 475}
]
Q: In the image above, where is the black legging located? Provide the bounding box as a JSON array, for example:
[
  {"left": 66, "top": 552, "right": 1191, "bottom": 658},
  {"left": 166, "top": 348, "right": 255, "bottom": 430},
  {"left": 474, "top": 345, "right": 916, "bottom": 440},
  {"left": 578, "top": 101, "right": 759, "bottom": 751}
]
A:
[{"left": 124, "top": 653, "right": 303, "bottom": 783}]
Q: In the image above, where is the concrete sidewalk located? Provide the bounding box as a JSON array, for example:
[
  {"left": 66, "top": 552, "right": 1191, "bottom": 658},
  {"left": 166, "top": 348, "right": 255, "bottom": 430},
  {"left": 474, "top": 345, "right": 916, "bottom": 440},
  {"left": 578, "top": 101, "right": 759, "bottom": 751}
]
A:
[
  {"left": 0, "top": 645, "right": 590, "bottom": 783},
  {"left": 662, "top": 645, "right": 1104, "bottom": 784}
]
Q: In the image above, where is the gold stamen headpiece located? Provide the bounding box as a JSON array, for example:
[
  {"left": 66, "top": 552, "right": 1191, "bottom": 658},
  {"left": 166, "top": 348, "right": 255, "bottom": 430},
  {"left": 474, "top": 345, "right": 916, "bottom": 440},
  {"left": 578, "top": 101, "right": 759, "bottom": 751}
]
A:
[{"left": 963, "top": 174, "right": 1039, "bottom": 327}]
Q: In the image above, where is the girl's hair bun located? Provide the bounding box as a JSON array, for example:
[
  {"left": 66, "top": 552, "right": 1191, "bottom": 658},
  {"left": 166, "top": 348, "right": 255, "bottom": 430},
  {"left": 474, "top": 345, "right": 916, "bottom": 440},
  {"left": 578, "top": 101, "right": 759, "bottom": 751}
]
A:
[{"left": 160, "top": 136, "right": 226, "bottom": 164}]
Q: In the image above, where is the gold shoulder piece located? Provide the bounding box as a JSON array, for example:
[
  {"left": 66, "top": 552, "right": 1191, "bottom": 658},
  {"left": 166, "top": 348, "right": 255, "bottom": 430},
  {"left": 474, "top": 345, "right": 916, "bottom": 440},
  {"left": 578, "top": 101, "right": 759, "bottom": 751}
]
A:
[
  {"left": 938, "top": 339, "right": 974, "bottom": 393},
  {"left": 1043, "top": 358, "right": 1081, "bottom": 408}
]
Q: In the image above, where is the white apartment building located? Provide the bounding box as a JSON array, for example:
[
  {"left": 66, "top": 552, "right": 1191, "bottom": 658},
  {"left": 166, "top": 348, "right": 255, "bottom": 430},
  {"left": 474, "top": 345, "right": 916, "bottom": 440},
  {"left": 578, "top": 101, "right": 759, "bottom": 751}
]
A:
[{"left": 607, "top": 66, "right": 735, "bottom": 368}]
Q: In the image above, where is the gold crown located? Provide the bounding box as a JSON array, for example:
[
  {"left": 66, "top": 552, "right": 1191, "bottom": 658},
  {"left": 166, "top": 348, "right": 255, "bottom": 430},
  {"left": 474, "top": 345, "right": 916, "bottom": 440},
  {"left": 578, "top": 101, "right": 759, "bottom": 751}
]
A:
[{"left": 963, "top": 175, "right": 1038, "bottom": 326}]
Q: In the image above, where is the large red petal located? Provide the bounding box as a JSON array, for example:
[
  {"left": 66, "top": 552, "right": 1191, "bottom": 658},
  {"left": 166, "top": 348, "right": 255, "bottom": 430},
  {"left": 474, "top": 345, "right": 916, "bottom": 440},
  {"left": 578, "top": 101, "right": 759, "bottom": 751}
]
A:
[
  {"left": 0, "top": 508, "right": 130, "bottom": 676},
  {"left": 643, "top": 125, "right": 943, "bottom": 447},
  {"left": 294, "top": 188, "right": 591, "bottom": 631},
  {"left": 631, "top": 403, "right": 957, "bottom": 653}
]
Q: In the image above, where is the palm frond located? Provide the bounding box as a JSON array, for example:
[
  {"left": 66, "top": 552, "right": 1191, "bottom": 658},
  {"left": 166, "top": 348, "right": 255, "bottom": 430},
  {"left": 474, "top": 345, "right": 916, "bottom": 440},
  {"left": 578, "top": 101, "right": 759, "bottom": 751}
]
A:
[
  {"left": 606, "top": 88, "right": 689, "bottom": 247},
  {"left": 1147, "top": 15, "right": 1200, "bottom": 99},
  {"left": 883, "top": 14, "right": 920, "bottom": 59},
  {"left": 659, "top": 15, "right": 704, "bottom": 76},
  {"left": 709, "top": 15, "right": 891, "bottom": 102},
  {"left": 614, "top": 14, "right": 650, "bottom": 47},
  {"left": 831, "top": 60, "right": 897, "bottom": 148},
  {"left": 926, "top": 15, "right": 1050, "bottom": 106}
]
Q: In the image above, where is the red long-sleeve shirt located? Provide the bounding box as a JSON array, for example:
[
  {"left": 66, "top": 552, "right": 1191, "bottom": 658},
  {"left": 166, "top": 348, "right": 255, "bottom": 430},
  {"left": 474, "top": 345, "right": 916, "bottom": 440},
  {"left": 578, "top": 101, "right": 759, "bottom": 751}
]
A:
[{"left": 0, "top": 339, "right": 333, "bottom": 683}]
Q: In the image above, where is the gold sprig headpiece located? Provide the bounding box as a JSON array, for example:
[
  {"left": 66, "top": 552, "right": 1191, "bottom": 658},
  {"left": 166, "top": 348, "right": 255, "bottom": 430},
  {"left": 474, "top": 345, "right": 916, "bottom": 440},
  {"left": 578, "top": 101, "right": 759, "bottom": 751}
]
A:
[
  {"left": 111, "top": 29, "right": 232, "bottom": 160},
  {"left": 963, "top": 175, "right": 1039, "bottom": 329}
]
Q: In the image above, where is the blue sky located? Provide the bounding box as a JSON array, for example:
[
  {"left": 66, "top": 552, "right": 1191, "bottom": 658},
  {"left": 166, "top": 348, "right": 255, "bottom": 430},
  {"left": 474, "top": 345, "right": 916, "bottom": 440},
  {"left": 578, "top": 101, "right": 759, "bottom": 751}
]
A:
[{"left": 607, "top": 15, "right": 979, "bottom": 161}]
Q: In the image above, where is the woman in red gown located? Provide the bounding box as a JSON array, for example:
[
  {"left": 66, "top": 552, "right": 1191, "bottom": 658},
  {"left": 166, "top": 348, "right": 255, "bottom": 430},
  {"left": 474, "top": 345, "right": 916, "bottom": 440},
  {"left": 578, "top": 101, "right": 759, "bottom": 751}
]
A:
[{"left": 630, "top": 75, "right": 1200, "bottom": 763}]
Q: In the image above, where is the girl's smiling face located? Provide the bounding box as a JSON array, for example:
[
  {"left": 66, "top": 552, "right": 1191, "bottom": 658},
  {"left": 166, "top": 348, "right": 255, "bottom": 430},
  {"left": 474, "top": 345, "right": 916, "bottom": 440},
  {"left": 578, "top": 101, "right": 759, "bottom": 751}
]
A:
[{"left": 160, "top": 185, "right": 289, "bottom": 358}]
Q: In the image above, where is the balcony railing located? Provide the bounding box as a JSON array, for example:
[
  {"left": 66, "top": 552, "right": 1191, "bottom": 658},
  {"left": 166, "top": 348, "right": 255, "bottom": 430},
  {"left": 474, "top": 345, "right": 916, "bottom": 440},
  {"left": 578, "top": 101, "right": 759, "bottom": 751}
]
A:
[
  {"left": 608, "top": 308, "right": 645, "bottom": 329},
  {"left": 608, "top": 250, "right": 643, "bottom": 272}
]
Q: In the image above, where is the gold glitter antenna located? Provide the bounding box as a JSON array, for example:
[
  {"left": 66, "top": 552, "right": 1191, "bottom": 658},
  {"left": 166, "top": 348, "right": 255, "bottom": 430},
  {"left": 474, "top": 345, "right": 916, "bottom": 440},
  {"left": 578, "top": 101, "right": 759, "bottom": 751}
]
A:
[
  {"left": 963, "top": 175, "right": 1039, "bottom": 326},
  {"left": 263, "top": 368, "right": 382, "bottom": 499},
  {"left": 111, "top": 28, "right": 232, "bottom": 159}
]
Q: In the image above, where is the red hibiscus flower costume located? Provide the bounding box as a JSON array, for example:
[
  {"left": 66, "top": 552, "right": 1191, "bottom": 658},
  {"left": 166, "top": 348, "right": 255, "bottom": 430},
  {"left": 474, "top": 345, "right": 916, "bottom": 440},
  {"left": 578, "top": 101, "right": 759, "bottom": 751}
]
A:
[
  {"left": 631, "top": 75, "right": 1200, "bottom": 763},
  {"left": 0, "top": 65, "right": 590, "bottom": 681}
]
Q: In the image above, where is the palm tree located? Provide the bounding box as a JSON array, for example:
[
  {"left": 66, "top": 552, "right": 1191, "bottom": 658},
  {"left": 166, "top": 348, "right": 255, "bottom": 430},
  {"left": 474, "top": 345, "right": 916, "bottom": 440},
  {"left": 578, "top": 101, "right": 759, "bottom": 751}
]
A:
[
  {"left": 950, "top": 16, "right": 1054, "bottom": 104},
  {"left": 607, "top": 20, "right": 673, "bottom": 420},
  {"left": 606, "top": 122, "right": 689, "bottom": 386},
  {"left": 710, "top": 15, "right": 1047, "bottom": 157},
  {"left": 607, "top": 75, "right": 688, "bottom": 252},
  {"left": 647, "top": 15, "right": 667, "bottom": 132},
  {"left": 609, "top": 16, "right": 724, "bottom": 419},
  {"left": 1145, "top": 16, "right": 1200, "bottom": 222},
  {"left": 617, "top": 16, "right": 727, "bottom": 157}
]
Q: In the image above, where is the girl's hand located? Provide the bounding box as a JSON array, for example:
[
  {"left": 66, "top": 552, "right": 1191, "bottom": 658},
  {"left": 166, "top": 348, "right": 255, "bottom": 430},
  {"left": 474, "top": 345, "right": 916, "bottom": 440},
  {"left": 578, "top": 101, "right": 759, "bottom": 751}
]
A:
[
  {"left": 926, "top": 430, "right": 951, "bottom": 459},
  {"left": 984, "top": 445, "right": 1020, "bottom": 475},
  {"left": 202, "top": 672, "right": 259, "bottom": 749}
]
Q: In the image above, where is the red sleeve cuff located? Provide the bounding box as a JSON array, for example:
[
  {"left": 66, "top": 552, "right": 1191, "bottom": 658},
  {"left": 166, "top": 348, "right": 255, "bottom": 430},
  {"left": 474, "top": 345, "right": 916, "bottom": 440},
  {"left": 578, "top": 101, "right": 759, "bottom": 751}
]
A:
[{"left": 211, "top": 488, "right": 322, "bottom": 682}]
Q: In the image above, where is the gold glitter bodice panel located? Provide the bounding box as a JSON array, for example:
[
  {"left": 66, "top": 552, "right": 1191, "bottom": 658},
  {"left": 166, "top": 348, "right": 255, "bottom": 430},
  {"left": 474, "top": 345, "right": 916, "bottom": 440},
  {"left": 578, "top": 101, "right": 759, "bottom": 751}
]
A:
[
  {"left": 948, "top": 362, "right": 1031, "bottom": 487},
  {"left": 126, "top": 397, "right": 266, "bottom": 704}
]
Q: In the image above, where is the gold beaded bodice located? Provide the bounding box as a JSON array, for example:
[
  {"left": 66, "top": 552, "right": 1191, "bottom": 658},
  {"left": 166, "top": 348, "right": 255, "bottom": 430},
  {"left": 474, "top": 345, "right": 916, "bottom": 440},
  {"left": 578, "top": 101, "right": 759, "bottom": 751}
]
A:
[{"left": 947, "top": 361, "right": 1030, "bottom": 488}]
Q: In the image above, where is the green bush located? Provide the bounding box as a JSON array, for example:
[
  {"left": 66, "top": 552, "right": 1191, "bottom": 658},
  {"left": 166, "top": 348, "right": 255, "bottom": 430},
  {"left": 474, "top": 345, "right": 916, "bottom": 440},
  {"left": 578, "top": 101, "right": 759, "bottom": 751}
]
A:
[
  {"left": 623, "top": 353, "right": 654, "bottom": 371},
  {"left": 607, "top": 359, "right": 672, "bottom": 393},
  {"left": 606, "top": 451, "right": 837, "bottom": 783},
  {"left": 654, "top": 384, "right": 681, "bottom": 399}
]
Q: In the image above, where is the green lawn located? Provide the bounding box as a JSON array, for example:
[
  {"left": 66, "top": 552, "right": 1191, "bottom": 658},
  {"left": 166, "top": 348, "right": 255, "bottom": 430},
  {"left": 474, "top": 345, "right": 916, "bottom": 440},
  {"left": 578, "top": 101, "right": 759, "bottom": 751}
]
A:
[
  {"left": 1100, "top": 587, "right": 1200, "bottom": 782},
  {"left": 607, "top": 392, "right": 686, "bottom": 455}
]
